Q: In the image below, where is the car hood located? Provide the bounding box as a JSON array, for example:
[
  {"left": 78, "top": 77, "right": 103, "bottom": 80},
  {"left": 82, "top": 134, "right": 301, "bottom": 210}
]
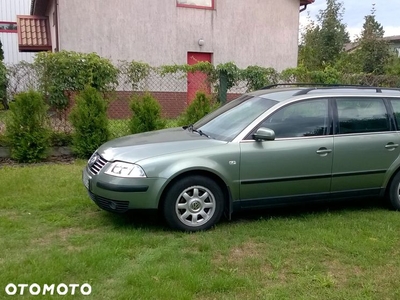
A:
[{"left": 97, "top": 127, "right": 227, "bottom": 163}]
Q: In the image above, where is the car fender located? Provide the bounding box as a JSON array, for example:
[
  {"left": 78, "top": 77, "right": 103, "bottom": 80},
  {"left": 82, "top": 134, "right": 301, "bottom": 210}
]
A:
[{"left": 155, "top": 156, "right": 241, "bottom": 206}]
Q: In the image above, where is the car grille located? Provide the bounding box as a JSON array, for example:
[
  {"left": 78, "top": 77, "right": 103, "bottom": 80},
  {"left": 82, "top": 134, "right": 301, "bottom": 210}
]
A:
[
  {"left": 89, "top": 154, "right": 108, "bottom": 175},
  {"left": 88, "top": 191, "right": 129, "bottom": 213}
]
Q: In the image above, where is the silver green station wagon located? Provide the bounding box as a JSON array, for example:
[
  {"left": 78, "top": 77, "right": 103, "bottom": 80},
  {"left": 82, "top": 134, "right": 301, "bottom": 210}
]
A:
[{"left": 82, "top": 85, "right": 400, "bottom": 231}]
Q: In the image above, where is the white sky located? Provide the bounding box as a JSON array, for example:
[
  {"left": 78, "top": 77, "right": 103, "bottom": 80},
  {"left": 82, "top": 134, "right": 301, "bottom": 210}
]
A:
[{"left": 300, "top": 0, "right": 400, "bottom": 41}]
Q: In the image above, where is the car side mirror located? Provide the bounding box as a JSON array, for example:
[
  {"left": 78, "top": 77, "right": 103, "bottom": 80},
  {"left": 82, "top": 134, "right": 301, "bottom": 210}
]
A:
[{"left": 252, "top": 127, "right": 276, "bottom": 142}]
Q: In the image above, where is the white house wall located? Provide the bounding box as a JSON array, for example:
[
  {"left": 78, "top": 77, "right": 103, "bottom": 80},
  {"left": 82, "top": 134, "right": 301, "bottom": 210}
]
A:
[
  {"left": 0, "top": 0, "right": 30, "bottom": 20},
  {"left": 57, "top": 0, "right": 300, "bottom": 70},
  {"left": 0, "top": 0, "right": 35, "bottom": 64},
  {"left": 0, "top": 32, "right": 35, "bottom": 64}
]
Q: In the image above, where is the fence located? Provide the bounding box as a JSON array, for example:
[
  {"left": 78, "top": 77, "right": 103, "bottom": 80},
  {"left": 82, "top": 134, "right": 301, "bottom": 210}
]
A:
[
  {"left": 3, "top": 60, "right": 400, "bottom": 138},
  {"left": 0, "top": 62, "right": 248, "bottom": 137}
]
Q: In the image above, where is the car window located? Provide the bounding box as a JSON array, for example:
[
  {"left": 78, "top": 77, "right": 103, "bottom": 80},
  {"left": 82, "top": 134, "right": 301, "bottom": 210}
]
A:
[
  {"left": 389, "top": 99, "right": 400, "bottom": 130},
  {"left": 336, "top": 98, "right": 389, "bottom": 134},
  {"left": 196, "top": 96, "right": 278, "bottom": 141},
  {"left": 254, "top": 99, "right": 329, "bottom": 139}
]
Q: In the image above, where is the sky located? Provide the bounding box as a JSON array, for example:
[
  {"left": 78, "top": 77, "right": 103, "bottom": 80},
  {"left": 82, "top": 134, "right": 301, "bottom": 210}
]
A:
[{"left": 300, "top": 0, "right": 400, "bottom": 41}]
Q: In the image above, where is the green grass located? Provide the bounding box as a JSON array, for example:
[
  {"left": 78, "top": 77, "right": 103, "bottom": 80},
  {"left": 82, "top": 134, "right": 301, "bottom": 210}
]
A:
[{"left": 1, "top": 162, "right": 400, "bottom": 299}]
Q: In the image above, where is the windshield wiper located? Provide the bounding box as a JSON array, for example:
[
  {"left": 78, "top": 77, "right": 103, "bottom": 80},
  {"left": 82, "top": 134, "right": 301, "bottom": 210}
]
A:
[
  {"left": 193, "top": 128, "right": 210, "bottom": 138},
  {"left": 183, "top": 124, "right": 211, "bottom": 138}
]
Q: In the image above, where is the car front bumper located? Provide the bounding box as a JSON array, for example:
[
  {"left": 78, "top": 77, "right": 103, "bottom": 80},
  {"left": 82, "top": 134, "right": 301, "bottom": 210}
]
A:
[{"left": 82, "top": 167, "right": 167, "bottom": 213}]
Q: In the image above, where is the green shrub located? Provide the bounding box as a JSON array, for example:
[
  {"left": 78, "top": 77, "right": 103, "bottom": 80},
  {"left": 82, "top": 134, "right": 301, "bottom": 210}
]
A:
[
  {"left": 69, "top": 86, "right": 109, "bottom": 158},
  {"left": 35, "top": 51, "right": 118, "bottom": 111},
  {"left": 5, "top": 90, "right": 50, "bottom": 162},
  {"left": 242, "top": 65, "right": 279, "bottom": 91},
  {"left": 129, "top": 93, "right": 165, "bottom": 134},
  {"left": 178, "top": 92, "right": 219, "bottom": 126}
]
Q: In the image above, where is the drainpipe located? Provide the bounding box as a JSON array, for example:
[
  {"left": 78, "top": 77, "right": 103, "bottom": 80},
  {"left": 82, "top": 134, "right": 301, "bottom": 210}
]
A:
[
  {"left": 300, "top": 4, "right": 308, "bottom": 12},
  {"left": 55, "top": 0, "right": 60, "bottom": 51}
]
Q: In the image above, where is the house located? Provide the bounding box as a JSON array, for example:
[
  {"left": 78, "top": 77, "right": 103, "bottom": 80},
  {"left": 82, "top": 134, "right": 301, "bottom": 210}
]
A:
[
  {"left": 345, "top": 35, "right": 400, "bottom": 57},
  {"left": 15, "top": 0, "right": 314, "bottom": 118},
  {"left": 0, "top": 0, "right": 35, "bottom": 64},
  {"left": 18, "top": 0, "right": 314, "bottom": 70}
]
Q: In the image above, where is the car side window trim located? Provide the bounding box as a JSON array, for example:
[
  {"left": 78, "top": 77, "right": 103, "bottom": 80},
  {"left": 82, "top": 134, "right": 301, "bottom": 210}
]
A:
[
  {"left": 244, "top": 98, "right": 333, "bottom": 140},
  {"left": 333, "top": 97, "right": 392, "bottom": 135}
]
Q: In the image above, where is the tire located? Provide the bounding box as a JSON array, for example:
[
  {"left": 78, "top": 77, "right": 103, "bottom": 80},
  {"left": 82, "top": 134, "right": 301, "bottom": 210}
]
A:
[
  {"left": 388, "top": 172, "right": 400, "bottom": 210},
  {"left": 163, "top": 175, "right": 224, "bottom": 231}
]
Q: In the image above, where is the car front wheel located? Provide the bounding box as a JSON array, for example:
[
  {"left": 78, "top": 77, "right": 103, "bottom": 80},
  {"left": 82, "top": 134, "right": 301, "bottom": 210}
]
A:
[{"left": 163, "top": 175, "right": 224, "bottom": 231}]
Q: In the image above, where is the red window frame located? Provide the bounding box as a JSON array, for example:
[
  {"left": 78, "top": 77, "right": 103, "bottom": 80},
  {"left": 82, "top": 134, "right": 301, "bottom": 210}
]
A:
[
  {"left": 176, "top": 0, "right": 214, "bottom": 10},
  {"left": 0, "top": 21, "right": 17, "bottom": 33}
]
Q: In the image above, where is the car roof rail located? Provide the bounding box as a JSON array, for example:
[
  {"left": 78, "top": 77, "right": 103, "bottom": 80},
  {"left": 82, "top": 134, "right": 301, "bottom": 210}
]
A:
[
  {"left": 261, "top": 83, "right": 400, "bottom": 96},
  {"left": 260, "top": 83, "right": 369, "bottom": 90},
  {"left": 292, "top": 86, "right": 400, "bottom": 96}
]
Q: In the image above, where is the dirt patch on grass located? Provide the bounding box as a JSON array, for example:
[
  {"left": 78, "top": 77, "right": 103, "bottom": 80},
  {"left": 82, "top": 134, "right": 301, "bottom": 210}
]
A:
[
  {"left": 33, "top": 227, "right": 101, "bottom": 247},
  {"left": 226, "top": 240, "right": 266, "bottom": 263},
  {"left": 212, "top": 240, "right": 275, "bottom": 274},
  {"left": 323, "top": 259, "right": 363, "bottom": 287}
]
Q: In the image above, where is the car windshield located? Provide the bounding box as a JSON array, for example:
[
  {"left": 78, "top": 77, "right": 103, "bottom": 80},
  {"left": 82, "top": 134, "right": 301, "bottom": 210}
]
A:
[{"left": 193, "top": 95, "right": 278, "bottom": 141}]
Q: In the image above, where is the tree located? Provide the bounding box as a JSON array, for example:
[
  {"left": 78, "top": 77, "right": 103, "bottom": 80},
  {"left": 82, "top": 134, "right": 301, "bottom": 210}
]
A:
[
  {"left": 356, "top": 5, "right": 390, "bottom": 74},
  {"left": 69, "top": 86, "right": 110, "bottom": 158},
  {"left": 5, "top": 90, "right": 50, "bottom": 162},
  {"left": 299, "top": 0, "right": 350, "bottom": 70}
]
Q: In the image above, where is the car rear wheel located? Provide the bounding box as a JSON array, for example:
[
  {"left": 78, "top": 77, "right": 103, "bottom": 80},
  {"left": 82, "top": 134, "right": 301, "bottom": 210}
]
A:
[
  {"left": 388, "top": 172, "right": 400, "bottom": 210},
  {"left": 163, "top": 175, "right": 224, "bottom": 231}
]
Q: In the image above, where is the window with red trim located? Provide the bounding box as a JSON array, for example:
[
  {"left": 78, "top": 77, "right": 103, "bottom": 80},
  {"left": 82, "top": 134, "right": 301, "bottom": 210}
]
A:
[
  {"left": 177, "top": 0, "right": 214, "bottom": 9},
  {"left": 0, "top": 21, "right": 17, "bottom": 33}
]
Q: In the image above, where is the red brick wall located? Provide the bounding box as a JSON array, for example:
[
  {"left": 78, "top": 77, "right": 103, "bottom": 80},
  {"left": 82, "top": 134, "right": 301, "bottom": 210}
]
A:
[
  {"left": 107, "top": 92, "right": 243, "bottom": 119},
  {"left": 107, "top": 91, "right": 188, "bottom": 119},
  {"left": 63, "top": 91, "right": 244, "bottom": 120}
]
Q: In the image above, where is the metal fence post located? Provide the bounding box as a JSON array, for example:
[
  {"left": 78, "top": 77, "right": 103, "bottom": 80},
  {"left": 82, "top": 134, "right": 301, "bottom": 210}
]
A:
[{"left": 218, "top": 70, "right": 228, "bottom": 105}]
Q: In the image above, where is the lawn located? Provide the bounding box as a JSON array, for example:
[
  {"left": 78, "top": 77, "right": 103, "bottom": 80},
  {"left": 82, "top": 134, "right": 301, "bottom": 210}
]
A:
[{"left": 1, "top": 162, "right": 400, "bottom": 299}]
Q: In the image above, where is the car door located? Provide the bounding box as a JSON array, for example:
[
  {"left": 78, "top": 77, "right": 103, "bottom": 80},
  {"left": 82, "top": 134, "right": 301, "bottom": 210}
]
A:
[
  {"left": 331, "top": 97, "right": 400, "bottom": 195},
  {"left": 239, "top": 98, "right": 334, "bottom": 208}
]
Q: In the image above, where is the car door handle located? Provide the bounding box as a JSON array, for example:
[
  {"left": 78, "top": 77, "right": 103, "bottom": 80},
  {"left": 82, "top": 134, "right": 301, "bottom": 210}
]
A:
[
  {"left": 385, "top": 143, "right": 399, "bottom": 150},
  {"left": 316, "top": 148, "right": 332, "bottom": 155}
]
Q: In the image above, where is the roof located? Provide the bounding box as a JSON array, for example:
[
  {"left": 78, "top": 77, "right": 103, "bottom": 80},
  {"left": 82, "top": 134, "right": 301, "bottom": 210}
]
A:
[
  {"left": 345, "top": 35, "right": 400, "bottom": 52},
  {"left": 17, "top": 15, "right": 52, "bottom": 52},
  {"left": 384, "top": 35, "right": 400, "bottom": 42},
  {"left": 300, "top": 0, "right": 315, "bottom": 5}
]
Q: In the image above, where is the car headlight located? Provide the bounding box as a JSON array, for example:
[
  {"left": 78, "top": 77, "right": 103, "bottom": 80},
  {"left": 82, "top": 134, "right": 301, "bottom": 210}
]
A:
[{"left": 104, "top": 162, "right": 147, "bottom": 178}]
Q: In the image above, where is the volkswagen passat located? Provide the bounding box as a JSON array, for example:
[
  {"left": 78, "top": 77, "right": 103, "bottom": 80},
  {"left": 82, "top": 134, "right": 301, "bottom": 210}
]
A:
[{"left": 82, "top": 85, "right": 400, "bottom": 231}]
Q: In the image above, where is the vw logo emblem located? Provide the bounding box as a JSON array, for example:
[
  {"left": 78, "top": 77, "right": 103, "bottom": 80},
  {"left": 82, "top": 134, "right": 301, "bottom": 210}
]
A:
[
  {"left": 109, "top": 201, "right": 117, "bottom": 210},
  {"left": 88, "top": 154, "right": 98, "bottom": 167}
]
